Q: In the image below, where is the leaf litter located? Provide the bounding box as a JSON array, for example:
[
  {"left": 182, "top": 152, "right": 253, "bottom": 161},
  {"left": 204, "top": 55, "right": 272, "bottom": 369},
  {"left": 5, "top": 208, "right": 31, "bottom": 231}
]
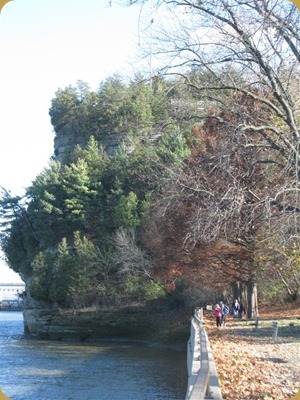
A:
[{"left": 204, "top": 305, "right": 300, "bottom": 399}]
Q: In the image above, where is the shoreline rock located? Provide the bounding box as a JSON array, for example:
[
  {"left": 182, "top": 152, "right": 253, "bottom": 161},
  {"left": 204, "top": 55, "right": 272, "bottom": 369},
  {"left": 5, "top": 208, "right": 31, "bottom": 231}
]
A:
[{"left": 22, "top": 305, "right": 190, "bottom": 350}]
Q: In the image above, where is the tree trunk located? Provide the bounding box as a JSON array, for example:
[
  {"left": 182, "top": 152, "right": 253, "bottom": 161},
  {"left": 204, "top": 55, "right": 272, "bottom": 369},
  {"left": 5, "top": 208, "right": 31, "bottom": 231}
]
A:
[
  {"left": 241, "top": 285, "right": 248, "bottom": 314},
  {"left": 246, "top": 278, "right": 259, "bottom": 319},
  {"left": 231, "top": 281, "right": 242, "bottom": 302}
]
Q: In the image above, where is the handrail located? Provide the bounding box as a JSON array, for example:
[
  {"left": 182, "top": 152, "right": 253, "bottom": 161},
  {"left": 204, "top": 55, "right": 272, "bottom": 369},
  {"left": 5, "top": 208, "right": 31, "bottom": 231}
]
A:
[
  {"left": 185, "top": 309, "right": 223, "bottom": 400},
  {"left": 189, "top": 327, "right": 210, "bottom": 398}
]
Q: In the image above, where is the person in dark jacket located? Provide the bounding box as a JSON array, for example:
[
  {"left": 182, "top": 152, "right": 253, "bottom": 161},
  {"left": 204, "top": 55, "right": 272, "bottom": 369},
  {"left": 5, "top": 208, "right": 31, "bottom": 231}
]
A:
[{"left": 232, "top": 299, "right": 240, "bottom": 318}]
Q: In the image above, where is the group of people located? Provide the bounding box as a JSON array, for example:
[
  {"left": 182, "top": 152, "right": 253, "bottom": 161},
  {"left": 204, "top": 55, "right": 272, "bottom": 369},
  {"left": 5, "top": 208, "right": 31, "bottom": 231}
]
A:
[{"left": 214, "top": 299, "right": 244, "bottom": 327}]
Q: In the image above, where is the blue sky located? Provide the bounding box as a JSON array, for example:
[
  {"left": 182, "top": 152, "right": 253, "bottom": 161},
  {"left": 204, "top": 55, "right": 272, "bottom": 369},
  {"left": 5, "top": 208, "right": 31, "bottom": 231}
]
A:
[{"left": 0, "top": 0, "right": 147, "bottom": 282}]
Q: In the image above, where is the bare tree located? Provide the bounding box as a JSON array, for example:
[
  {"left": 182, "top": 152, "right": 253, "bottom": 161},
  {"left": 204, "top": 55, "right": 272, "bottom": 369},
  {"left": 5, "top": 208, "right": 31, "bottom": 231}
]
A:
[
  {"left": 113, "top": 228, "right": 169, "bottom": 294},
  {"left": 122, "top": 0, "right": 300, "bottom": 316},
  {"left": 128, "top": 0, "right": 299, "bottom": 190}
]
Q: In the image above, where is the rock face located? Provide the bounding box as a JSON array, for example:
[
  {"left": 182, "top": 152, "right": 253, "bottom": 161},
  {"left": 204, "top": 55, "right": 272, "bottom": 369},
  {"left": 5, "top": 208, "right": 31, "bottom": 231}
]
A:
[
  {"left": 54, "top": 128, "right": 124, "bottom": 162},
  {"left": 22, "top": 303, "right": 189, "bottom": 348},
  {"left": 54, "top": 131, "right": 87, "bottom": 162},
  {"left": 23, "top": 308, "right": 54, "bottom": 337},
  {"left": 21, "top": 275, "right": 57, "bottom": 338}
]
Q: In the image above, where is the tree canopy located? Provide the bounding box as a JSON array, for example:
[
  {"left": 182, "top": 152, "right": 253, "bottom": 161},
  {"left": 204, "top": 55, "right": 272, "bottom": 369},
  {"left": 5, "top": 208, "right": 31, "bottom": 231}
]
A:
[{"left": 123, "top": 0, "right": 300, "bottom": 314}]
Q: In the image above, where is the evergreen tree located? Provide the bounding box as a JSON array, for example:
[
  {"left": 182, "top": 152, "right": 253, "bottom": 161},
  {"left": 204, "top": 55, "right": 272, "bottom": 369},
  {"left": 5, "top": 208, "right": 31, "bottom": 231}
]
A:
[{"left": 114, "top": 191, "right": 140, "bottom": 228}]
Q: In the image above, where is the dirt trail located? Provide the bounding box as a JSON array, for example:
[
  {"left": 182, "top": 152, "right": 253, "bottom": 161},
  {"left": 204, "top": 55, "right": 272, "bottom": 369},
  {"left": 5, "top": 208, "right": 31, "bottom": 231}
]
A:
[{"left": 205, "top": 304, "right": 300, "bottom": 400}]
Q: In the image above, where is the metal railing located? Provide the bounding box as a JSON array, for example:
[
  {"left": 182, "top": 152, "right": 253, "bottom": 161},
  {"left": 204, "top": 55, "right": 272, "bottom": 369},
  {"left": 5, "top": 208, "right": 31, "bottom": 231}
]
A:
[{"left": 185, "top": 309, "right": 223, "bottom": 400}]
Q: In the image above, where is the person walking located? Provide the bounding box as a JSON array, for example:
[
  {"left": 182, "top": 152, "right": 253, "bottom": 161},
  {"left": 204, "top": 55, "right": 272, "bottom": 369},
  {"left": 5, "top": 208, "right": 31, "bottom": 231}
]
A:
[
  {"left": 220, "top": 301, "right": 230, "bottom": 327},
  {"left": 214, "top": 304, "right": 222, "bottom": 327},
  {"left": 232, "top": 299, "right": 240, "bottom": 318}
]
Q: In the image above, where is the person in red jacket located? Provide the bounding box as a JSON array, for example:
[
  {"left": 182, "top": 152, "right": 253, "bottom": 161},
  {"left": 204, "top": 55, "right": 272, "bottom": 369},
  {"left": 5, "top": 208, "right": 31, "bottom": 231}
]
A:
[{"left": 214, "top": 304, "right": 222, "bottom": 327}]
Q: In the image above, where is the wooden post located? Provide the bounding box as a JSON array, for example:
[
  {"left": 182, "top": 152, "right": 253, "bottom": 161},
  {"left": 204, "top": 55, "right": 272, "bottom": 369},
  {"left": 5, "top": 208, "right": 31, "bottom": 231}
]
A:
[{"left": 272, "top": 321, "right": 278, "bottom": 340}]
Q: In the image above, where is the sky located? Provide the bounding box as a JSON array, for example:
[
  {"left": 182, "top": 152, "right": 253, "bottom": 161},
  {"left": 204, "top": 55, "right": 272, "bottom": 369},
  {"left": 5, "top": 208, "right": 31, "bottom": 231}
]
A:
[{"left": 0, "top": 0, "right": 149, "bottom": 283}]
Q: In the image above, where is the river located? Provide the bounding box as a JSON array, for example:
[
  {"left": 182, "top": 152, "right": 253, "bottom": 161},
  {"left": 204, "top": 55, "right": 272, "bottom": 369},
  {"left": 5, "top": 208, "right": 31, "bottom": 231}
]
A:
[{"left": 0, "top": 312, "right": 187, "bottom": 400}]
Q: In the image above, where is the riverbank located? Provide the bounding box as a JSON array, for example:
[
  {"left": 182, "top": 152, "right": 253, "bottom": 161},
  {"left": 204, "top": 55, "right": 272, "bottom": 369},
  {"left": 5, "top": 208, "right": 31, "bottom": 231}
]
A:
[{"left": 23, "top": 302, "right": 191, "bottom": 350}]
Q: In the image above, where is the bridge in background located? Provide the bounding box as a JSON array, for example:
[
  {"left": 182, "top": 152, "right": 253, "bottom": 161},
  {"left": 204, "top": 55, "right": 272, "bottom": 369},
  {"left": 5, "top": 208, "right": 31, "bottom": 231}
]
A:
[{"left": 0, "top": 283, "right": 25, "bottom": 310}]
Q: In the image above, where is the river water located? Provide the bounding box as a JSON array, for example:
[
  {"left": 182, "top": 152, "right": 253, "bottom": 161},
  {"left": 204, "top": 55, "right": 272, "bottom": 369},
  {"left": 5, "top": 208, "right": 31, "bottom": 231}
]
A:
[{"left": 0, "top": 312, "right": 187, "bottom": 400}]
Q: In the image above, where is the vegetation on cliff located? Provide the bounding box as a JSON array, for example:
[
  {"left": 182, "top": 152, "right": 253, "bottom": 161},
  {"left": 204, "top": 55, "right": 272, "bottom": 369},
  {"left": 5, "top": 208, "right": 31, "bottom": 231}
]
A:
[{"left": 0, "top": 0, "right": 299, "bottom": 315}]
